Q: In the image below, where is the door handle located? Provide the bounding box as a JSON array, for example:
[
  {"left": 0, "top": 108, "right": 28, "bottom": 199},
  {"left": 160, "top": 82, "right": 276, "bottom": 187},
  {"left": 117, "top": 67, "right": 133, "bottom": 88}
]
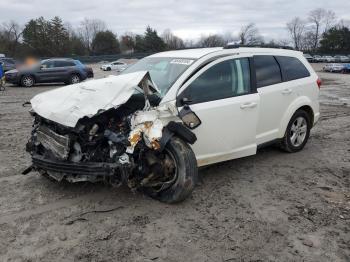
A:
[
  {"left": 282, "top": 88, "right": 293, "bottom": 95},
  {"left": 240, "top": 102, "right": 257, "bottom": 109}
]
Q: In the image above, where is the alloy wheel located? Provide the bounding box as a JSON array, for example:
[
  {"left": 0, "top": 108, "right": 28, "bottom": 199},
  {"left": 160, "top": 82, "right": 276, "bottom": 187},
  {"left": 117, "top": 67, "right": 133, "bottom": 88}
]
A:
[{"left": 290, "top": 116, "right": 308, "bottom": 147}]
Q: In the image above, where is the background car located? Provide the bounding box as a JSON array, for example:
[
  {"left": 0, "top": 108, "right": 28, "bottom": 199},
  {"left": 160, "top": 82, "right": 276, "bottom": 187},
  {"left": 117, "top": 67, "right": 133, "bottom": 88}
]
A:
[
  {"left": 5, "top": 58, "right": 93, "bottom": 87},
  {"left": 303, "top": 54, "right": 314, "bottom": 63},
  {"left": 313, "top": 55, "right": 323, "bottom": 63},
  {"left": 322, "top": 56, "right": 335, "bottom": 62},
  {"left": 100, "top": 60, "right": 128, "bottom": 71},
  {"left": 0, "top": 57, "right": 17, "bottom": 72},
  {"left": 334, "top": 55, "right": 350, "bottom": 63},
  {"left": 323, "top": 63, "right": 345, "bottom": 72}
]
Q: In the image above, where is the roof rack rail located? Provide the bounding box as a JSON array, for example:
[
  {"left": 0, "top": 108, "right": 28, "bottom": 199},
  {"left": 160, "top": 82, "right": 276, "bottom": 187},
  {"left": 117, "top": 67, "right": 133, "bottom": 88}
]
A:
[{"left": 224, "top": 44, "right": 294, "bottom": 50}]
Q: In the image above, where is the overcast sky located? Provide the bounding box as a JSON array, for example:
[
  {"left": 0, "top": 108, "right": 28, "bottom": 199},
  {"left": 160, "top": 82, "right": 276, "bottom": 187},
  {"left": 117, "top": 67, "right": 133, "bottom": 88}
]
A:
[{"left": 1, "top": 0, "right": 349, "bottom": 41}]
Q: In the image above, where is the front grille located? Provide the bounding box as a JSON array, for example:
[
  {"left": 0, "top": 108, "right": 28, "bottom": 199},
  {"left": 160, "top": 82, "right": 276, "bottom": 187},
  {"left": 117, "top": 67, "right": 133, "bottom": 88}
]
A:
[{"left": 36, "top": 125, "right": 70, "bottom": 160}]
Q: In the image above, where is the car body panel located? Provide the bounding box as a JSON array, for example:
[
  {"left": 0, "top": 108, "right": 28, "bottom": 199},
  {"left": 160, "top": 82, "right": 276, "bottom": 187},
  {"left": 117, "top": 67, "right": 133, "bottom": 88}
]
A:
[{"left": 30, "top": 71, "right": 150, "bottom": 127}]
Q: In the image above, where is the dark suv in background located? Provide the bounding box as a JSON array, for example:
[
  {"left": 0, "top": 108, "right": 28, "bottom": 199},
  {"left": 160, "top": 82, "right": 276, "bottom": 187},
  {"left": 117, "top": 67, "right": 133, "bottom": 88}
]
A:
[{"left": 5, "top": 58, "right": 93, "bottom": 87}]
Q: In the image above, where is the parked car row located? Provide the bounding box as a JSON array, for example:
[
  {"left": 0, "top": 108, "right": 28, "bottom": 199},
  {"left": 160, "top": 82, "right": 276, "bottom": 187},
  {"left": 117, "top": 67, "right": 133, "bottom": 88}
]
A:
[
  {"left": 4, "top": 58, "right": 94, "bottom": 87},
  {"left": 323, "top": 63, "right": 350, "bottom": 73},
  {"left": 304, "top": 54, "right": 350, "bottom": 63}
]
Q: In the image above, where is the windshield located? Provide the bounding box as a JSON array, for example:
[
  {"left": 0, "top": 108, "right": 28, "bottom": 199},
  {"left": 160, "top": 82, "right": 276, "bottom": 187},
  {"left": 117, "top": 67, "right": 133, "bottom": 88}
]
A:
[{"left": 122, "top": 57, "right": 195, "bottom": 97}]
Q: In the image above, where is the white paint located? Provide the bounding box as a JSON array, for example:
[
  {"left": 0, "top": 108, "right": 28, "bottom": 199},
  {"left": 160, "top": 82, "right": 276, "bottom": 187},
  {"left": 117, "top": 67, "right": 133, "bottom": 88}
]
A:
[{"left": 31, "top": 71, "right": 149, "bottom": 127}]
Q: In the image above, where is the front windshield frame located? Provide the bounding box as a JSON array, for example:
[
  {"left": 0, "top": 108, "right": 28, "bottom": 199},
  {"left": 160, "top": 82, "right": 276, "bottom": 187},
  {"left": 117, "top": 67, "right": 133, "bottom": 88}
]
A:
[{"left": 122, "top": 57, "right": 196, "bottom": 97}]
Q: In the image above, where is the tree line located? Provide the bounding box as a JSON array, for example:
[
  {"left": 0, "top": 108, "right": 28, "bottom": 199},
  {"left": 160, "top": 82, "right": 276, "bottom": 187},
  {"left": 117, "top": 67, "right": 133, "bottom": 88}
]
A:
[{"left": 0, "top": 8, "right": 349, "bottom": 58}]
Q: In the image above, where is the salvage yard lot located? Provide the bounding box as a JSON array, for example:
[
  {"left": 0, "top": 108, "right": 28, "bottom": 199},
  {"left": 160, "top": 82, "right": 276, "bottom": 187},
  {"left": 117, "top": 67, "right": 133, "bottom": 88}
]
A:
[{"left": 0, "top": 64, "right": 349, "bottom": 261}]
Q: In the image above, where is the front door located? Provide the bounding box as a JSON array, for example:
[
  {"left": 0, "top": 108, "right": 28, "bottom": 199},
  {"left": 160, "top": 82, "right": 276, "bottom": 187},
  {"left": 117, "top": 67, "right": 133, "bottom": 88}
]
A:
[{"left": 177, "top": 56, "right": 259, "bottom": 166}]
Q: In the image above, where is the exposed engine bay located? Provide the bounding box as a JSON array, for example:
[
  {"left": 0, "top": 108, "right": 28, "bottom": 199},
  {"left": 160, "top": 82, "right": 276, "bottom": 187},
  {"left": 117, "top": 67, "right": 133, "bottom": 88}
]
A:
[{"left": 24, "top": 73, "right": 198, "bottom": 196}]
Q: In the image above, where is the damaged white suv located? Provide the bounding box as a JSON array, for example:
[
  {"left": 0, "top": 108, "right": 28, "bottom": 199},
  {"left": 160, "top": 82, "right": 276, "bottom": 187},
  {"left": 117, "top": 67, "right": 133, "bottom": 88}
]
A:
[{"left": 23, "top": 47, "right": 320, "bottom": 203}]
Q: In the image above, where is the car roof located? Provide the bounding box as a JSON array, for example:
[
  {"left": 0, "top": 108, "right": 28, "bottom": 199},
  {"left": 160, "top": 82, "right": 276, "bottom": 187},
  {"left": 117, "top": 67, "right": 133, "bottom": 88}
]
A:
[
  {"left": 43, "top": 58, "right": 75, "bottom": 62},
  {"left": 148, "top": 47, "right": 303, "bottom": 59}
]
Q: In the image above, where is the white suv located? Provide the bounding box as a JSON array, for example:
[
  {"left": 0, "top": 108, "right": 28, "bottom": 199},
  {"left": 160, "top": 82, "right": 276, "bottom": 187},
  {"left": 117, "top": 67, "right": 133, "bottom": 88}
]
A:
[{"left": 25, "top": 47, "right": 320, "bottom": 203}]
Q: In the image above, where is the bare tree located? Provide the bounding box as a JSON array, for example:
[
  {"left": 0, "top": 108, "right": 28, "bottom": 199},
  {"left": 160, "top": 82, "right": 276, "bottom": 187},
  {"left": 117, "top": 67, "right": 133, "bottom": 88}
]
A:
[
  {"left": 0, "top": 21, "right": 23, "bottom": 56},
  {"left": 161, "top": 29, "right": 185, "bottom": 50},
  {"left": 198, "top": 34, "right": 225, "bottom": 47},
  {"left": 308, "top": 8, "right": 336, "bottom": 50},
  {"left": 238, "top": 23, "right": 263, "bottom": 45},
  {"left": 324, "top": 10, "right": 336, "bottom": 32},
  {"left": 79, "top": 18, "right": 106, "bottom": 53},
  {"left": 286, "top": 17, "right": 306, "bottom": 50}
]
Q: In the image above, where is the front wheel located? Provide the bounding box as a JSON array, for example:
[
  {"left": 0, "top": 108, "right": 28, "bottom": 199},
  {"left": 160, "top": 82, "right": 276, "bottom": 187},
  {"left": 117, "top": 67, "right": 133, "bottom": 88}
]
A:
[
  {"left": 21, "top": 75, "right": 35, "bottom": 87},
  {"left": 142, "top": 137, "right": 198, "bottom": 203},
  {"left": 281, "top": 110, "right": 311, "bottom": 153}
]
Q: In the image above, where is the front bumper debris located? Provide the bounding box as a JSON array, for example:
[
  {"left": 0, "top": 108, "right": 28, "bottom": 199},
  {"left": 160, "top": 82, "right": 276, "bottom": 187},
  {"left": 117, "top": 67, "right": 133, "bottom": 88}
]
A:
[
  {"left": 31, "top": 154, "right": 126, "bottom": 177},
  {"left": 36, "top": 125, "right": 70, "bottom": 160}
]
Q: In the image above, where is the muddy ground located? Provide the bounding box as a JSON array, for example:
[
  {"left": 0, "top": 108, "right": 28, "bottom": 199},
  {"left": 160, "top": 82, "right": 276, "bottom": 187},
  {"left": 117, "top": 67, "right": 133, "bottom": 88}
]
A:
[{"left": 0, "top": 64, "right": 349, "bottom": 262}]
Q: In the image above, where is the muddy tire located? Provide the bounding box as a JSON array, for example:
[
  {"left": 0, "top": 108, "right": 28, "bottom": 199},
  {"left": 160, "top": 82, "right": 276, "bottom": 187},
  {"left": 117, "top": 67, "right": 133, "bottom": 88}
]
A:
[
  {"left": 143, "top": 137, "right": 198, "bottom": 204},
  {"left": 281, "top": 110, "right": 311, "bottom": 153}
]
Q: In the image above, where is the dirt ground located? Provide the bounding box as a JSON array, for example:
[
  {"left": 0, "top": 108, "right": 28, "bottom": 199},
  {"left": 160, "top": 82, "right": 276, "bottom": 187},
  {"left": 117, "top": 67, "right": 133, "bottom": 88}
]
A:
[{"left": 0, "top": 64, "right": 349, "bottom": 262}]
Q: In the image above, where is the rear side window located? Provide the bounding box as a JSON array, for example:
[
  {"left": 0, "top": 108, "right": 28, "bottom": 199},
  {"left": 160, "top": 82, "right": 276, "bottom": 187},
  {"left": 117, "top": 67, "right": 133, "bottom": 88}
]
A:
[
  {"left": 275, "top": 56, "right": 310, "bottom": 81},
  {"left": 181, "top": 58, "right": 251, "bottom": 104},
  {"left": 254, "top": 56, "right": 282, "bottom": 88}
]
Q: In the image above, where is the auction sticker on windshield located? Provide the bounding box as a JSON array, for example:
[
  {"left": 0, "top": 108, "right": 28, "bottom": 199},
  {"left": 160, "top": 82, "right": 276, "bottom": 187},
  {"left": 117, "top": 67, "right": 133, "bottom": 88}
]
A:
[{"left": 170, "top": 59, "right": 194, "bottom": 65}]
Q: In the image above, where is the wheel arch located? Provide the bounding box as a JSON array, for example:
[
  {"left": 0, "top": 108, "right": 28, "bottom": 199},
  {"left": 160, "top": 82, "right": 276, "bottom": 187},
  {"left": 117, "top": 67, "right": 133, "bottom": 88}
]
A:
[{"left": 278, "top": 96, "right": 315, "bottom": 138}]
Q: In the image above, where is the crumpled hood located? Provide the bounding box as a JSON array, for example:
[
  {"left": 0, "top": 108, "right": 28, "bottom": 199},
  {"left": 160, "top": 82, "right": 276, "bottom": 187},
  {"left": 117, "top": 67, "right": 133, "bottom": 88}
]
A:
[{"left": 31, "top": 71, "right": 151, "bottom": 128}]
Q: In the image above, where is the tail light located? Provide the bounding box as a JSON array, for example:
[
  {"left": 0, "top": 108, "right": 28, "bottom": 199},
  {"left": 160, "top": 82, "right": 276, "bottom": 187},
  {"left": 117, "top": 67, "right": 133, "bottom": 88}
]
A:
[{"left": 316, "top": 78, "right": 322, "bottom": 89}]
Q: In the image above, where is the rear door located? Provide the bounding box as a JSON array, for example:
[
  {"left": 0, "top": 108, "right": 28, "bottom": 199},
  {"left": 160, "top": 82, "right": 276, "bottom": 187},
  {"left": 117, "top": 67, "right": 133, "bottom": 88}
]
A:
[
  {"left": 177, "top": 56, "right": 259, "bottom": 166},
  {"left": 53, "top": 60, "right": 75, "bottom": 81},
  {"left": 254, "top": 55, "right": 311, "bottom": 145}
]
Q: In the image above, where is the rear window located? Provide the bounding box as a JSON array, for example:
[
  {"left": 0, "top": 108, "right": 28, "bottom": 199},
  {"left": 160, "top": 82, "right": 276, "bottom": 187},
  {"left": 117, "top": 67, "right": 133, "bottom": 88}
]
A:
[
  {"left": 254, "top": 56, "right": 282, "bottom": 88},
  {"left": 275, "top": 56, "right": 310, "bottom": 81}
]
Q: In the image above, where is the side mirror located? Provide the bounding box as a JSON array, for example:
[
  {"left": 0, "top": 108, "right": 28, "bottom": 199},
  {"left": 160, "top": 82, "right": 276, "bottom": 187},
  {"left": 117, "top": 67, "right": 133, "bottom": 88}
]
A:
[
  {"left": 180, "top": 97, "right": 192, "bottom": 105},
  {"left": 179, "top": 106, "right": 201, "bottom": 130}
]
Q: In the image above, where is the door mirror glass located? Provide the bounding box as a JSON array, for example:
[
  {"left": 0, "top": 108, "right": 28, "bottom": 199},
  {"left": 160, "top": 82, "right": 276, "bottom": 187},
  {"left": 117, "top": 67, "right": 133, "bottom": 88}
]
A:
[{"left": 179, "top": 105, "right": 201, "bottom": 129}]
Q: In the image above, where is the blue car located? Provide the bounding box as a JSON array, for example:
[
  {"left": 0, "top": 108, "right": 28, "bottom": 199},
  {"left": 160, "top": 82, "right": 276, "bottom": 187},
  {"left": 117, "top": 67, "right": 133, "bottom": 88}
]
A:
[{"left": 5, "top": 58, "right": 94, "bottom": 87}]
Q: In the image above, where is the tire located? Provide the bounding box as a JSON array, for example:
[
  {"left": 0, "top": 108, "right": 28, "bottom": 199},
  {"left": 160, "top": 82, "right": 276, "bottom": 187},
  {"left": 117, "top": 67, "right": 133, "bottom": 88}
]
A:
[
  {"left": 107, "top": 67, "right": 111, "bottom": 71},
  {"left": 69, "top": 74, "right": 81, "bottom": 84},
  {"left": 21, "top": 75, "right": 35, "bottom": 87},
  {"left": 281, "top": 110, "right": 311, "bottom": 153},
  {"left": 143, "top": 137, "right": 198, "bottom": 203}
]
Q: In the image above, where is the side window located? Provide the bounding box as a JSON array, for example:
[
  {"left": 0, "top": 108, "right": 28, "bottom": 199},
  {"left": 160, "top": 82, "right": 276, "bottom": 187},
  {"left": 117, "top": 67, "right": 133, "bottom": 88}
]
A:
[
  {"left": 275, "top": 56, "right": 310, "bottom": 81},
  {"left": 55, "top": 61, "right": 75, "bottom": 67},
  {"left": 41, "top": 60, "right": 55, "bottom": 68},
  {"left": 254, "top": 56, "right": 282, "bottom": 88},
  {"left": 181, "top": 58, "right": 251, "bottom": 104}
]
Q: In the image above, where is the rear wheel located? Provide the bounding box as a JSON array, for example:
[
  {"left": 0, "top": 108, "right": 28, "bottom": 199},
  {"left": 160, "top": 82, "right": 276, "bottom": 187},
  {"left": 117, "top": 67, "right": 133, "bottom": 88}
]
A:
[
  {"left": 142, "top": 137, "right": 198, "bottom": 203},
  {"left": 281, "top": 110, "right": 311, "bottom": 153},
  {"left": 21, "top": 75, "right": 35, "bottom": 87},
  {"left": 69, "top": 74, "right": 80, "bottom": 84}
]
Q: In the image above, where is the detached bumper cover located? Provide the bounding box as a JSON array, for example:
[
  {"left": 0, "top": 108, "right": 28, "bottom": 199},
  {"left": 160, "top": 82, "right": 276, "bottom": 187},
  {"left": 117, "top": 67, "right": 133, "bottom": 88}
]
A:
[{"left": 32, "top": 154, "right": 124, "bottom": 176}]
